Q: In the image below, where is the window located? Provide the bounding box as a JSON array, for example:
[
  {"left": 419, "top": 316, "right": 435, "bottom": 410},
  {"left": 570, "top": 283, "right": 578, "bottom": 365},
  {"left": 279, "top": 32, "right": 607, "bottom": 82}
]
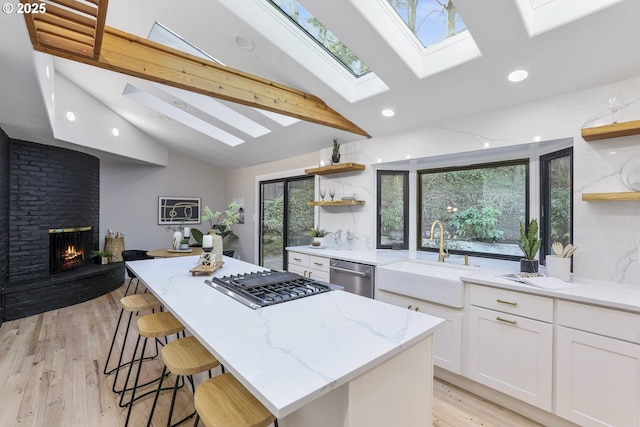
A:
[
  {"left": 268, "top": 0, "right": 371, "bottom": 77},
  {"left": 377, "top": 170, "right": 409, "bottom": 249},
  {"left": 386, "top": 0, "right": 467, "bottom": 48},
  {"left": 540, "top": 148, "right": 573, "bottom": 262},
  {"left": 418, "top": 160, "right": 529, "bottom": 259}
]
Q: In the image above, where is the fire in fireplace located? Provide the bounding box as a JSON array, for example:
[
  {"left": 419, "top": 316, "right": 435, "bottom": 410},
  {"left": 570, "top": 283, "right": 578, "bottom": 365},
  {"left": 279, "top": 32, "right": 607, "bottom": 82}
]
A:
[{"left": 49, "top": 226, "right": 93, "bottom": 274}]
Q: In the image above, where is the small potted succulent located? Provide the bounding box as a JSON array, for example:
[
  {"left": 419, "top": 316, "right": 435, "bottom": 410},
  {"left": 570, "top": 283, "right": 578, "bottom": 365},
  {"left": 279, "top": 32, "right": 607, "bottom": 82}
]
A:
[
  {"left": 331, "top": 138, "right": 341, "bottom": 164},
  {"left": 518, "top": 219, "right": 541, "bottom": 273},
  {"left": 306, "top": 227, "right": 329, "bottom": 247},
  {"left": 89, "top": 249, "right": 113, "bottom": 265}
]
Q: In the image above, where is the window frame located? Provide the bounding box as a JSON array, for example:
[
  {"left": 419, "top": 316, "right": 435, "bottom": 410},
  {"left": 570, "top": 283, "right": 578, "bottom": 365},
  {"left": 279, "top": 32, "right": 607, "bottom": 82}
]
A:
[
  {"left": 376, "top": 170, "right": 409, "bottom": 249},
  {"left": 539, "top": 147, "right": 573, "bottom": 264},
  {"left": 416, "top": 158, "right": 530, "bottom": 261}
]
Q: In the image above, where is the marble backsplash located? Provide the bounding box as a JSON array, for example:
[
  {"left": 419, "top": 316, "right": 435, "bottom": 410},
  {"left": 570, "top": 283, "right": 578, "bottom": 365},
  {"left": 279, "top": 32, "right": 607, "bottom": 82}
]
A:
[{"left": 314, "top": 75, "right": 640, "bottom": 285}]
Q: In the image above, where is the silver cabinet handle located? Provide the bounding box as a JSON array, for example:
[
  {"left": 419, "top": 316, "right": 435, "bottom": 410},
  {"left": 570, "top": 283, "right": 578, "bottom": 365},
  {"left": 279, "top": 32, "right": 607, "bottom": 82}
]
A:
[
  {"left": 497, "top": 299, "right": 518, "bottom": 306},
  {"left": 313, "top": 262, "right": 324, "bottom": 266},
  {"left": 293, "top": 257, "right": 302, "bottom": 262},
  {"left": 329, "top": 265, "right": 370, "bottom": 278}
]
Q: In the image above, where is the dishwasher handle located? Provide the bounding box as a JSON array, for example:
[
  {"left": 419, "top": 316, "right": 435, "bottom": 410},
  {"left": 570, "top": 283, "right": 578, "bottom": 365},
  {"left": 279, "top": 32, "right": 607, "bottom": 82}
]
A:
[{"left": 329, "top": 265, "right": 371, "bottom": 278}]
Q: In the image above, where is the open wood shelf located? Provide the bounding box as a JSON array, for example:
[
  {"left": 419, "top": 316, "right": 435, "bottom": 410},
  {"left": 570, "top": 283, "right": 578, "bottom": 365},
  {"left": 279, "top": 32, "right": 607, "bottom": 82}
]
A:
[
  {"left": 304, "top": 162, "right": 365, "bottom": 175},
  {"left": 582, "top": 192, "right": 640, "bottom": 201},
  {"left": 581, "top": 120, "right": 640, "bottom": 141},
  {"left": 307, "top": 200, "right": 365, "bottom": 207}
]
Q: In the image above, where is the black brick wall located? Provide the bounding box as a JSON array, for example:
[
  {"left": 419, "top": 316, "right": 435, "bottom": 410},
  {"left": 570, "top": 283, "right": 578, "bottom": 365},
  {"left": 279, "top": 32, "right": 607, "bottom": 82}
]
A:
[
  {"left": 8, "top": 140, "right": 100, "bottom": 282},
  {"left": 0, "top": 128, "right": 10, "bottom": 325},
  {"left": 1, "top": 133, "right": 120, "bottom": 321}
]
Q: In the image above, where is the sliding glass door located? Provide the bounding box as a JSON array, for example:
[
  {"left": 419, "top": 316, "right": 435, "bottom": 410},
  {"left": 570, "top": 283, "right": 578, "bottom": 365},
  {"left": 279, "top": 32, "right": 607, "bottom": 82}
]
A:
[{"left": 259, "top": 176, "right": 314, "bottom": 270}]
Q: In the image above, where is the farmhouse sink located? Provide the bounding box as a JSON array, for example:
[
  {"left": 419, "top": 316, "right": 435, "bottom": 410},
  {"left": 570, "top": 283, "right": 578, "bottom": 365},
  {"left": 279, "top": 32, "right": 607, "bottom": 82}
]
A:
[{"left": 377, "top": 260, "right": 476, "bottom": 308}]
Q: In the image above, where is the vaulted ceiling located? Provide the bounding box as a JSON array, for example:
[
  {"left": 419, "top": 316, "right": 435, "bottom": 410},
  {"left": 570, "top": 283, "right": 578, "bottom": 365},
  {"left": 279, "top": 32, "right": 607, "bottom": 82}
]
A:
[{"left": 1, "top": 0, "right": 639, "bottom": 168}]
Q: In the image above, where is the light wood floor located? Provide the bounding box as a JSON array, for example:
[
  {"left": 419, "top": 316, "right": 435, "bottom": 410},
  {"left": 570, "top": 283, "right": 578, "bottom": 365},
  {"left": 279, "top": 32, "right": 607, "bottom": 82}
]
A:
[{"left": 0, "top": 280, "right": 543, "bottom": 427}]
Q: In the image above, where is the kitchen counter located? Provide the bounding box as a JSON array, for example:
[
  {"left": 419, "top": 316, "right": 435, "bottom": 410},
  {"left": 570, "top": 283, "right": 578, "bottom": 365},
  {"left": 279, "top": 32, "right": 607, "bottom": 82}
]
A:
[
  {"left": 286, "top": 245, "right": 408, "bottom": 265},
  {"left": 460, "top": 271, "right": 640, "bottom": 313},
  {"left": 126, "top": 255, "right": 443, "bottom": 426},
  {"left": 288, "top": 246, "right": 640, "bottom": 313}
]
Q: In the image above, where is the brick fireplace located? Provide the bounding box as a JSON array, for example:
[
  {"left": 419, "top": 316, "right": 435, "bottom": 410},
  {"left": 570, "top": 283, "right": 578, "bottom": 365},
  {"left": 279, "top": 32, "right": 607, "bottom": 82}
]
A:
[{"left": 0, "top": 131, "right": 123, "bottom": 322}]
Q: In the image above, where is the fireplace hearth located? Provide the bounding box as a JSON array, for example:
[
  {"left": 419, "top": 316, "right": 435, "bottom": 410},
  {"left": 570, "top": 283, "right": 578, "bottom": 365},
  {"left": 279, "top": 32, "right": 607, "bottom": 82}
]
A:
[{"left": 49, "top": 226, "right": 92, "bottom": 274}]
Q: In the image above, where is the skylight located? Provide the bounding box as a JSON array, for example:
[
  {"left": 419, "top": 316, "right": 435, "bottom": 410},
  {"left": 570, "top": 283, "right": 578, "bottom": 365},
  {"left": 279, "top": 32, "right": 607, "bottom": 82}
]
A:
[
  {"left": 267, "top": 0, "right": 371, "bottom": 77},
  {"left": 386, "top": 0, "right": 467, "bottom": 48}
]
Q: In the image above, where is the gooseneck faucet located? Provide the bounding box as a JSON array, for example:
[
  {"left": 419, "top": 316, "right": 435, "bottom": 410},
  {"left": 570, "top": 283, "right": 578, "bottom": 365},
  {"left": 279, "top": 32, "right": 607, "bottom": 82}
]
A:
[{"left": 429, "top": 220, "right": 449, "bottom": 262}]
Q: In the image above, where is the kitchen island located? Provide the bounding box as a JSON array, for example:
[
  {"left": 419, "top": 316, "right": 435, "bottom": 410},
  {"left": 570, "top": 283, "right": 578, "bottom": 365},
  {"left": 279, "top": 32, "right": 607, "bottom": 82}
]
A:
[{"left": 126, "top": 255, "right": 443, "bottom": 427}]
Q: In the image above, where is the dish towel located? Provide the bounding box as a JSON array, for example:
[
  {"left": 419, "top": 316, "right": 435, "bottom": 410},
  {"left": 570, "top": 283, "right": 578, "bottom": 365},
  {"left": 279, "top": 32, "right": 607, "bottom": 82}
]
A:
[{"left": 521, "top": 276, "right": 577, "bottom": 290}]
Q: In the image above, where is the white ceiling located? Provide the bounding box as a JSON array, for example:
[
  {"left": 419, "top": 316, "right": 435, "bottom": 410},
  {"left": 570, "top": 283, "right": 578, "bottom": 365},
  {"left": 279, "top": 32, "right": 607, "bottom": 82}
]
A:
[{"left": 1, "top": 0, "right": 639, "bottom": 168}]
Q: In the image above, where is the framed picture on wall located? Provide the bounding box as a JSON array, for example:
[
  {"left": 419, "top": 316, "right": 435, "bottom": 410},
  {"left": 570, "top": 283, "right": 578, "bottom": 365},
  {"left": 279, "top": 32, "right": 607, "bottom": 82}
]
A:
[{"left": 158, "top": 196, "right": 201, "bottom": 225}]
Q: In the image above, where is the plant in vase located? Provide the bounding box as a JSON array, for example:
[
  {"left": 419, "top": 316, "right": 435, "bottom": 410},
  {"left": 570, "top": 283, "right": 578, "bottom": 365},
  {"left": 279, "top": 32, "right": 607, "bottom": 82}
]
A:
[
  {"left": 191, "top": 202, "right": 241, "bottom": 260},
  {"left": 89, "top": 249, "right": 113, "bottom": 265},
  {"left": 164, "top": 223, "right": 185, "bottom": 250},
  {"left": 306, "top": 227, "right": 328, "bottom": 247},
  {"left": 331, "top": 138, "right": 341, "bottom": 164},
  {"left": 518, "top": 219, "right": 541, "bottom": 273}
]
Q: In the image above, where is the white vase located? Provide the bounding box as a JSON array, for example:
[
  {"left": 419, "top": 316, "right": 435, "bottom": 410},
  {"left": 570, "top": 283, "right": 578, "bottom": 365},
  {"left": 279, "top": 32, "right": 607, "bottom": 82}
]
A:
[
  {"left": 172, "top": 231, "right": 183, "bottom": 250},
  {"left": 209, "top": 231, "right": 223, "bottom": 263}
]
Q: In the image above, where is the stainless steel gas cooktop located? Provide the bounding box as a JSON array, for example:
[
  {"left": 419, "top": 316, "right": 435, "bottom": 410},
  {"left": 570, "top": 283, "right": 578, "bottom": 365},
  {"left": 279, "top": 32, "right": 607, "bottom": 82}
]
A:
[{"left": 205, "top": 270, "right": 333, "bottom": 309}]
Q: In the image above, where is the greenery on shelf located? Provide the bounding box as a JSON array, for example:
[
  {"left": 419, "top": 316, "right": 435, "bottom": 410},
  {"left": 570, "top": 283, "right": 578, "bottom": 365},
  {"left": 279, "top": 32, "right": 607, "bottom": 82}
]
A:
[
  {"left": 305, "top": 227, "right": 329, "bottom": 237},
  {"left": 519, "top": 219, "right": 541, "bottom": 260}
]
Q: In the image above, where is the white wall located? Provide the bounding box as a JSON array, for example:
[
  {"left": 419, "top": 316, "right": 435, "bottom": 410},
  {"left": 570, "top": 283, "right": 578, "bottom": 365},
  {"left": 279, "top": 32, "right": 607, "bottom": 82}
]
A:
[
  {"left": 314, "top": 75, "right": 640, "bottom": 284},
  {"left": 100, "top": 74, "right": 640, "bottom": 284},
  {"left": 100, "top": 150, "right": 227, "bottom": 252}
]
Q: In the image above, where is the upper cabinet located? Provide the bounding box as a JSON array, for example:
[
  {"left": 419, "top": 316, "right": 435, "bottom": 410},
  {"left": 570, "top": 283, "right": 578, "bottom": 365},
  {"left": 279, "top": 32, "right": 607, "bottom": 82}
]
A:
[
  {"left": 581, "top": 119, "right": 640, "bottom": 141},
  {"left": 304, "top": 162, "right": 365, "bottom": 176}
]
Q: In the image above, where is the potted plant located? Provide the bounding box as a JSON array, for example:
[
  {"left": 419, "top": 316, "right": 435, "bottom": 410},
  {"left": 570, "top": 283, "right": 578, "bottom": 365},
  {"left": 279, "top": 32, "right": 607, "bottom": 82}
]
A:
[
  {"left": 306, "top": 227, "right": 328, "bottom": 247},
  {"left": 518, "top": 219, "right": 541, "bottom": 273},
  {"left": 191, "top": 201, "right": 241, "bottom": 245},
  {"left": 331, "top": 138, "right": 341, "bottom": 164},
  {"left": 178, "top": 238, "right": 190, "bottom": 251},
  {"left": 89, "top": 249, "right": 113, "bottom": 265}
]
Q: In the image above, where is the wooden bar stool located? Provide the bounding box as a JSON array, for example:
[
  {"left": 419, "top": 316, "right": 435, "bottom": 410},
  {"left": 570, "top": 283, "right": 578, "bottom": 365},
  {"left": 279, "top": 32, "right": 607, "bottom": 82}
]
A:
[
  {"left": 193, "top": 373, "right": 278, "bottom": 427},
  {"left": 146, "top": 336, "right": 222, "bottom": 427},
  {"left": 122, "top": 311, "right": 185, "bottom": 427},
  {"left": 104, "top": 292, "right": 163, "bottom": 388}
]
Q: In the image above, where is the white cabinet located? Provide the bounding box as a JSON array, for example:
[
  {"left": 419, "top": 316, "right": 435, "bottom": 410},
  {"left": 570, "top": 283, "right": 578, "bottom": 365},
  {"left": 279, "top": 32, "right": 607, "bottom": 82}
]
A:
[
  {"left": 467, "top": 285, "right": 553, "bottom": 411},
  {"left": 287, "top": 251, "right": 330, "bottom": 282},
  {"left": 376, "top": 289, "right": 463, "bottom": 374},
  {"left": 555, "top": 300, "right": 640, "bottom": 427}
]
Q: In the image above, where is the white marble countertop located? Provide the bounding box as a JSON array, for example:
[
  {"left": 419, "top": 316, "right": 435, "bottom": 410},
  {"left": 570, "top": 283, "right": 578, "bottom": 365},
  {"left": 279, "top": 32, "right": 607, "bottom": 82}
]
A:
[
  {"left": 286, "top": 245, "right": 419, "bottom": 265},
  {"left": 286, "top": 246, "right": 640, "bottom": 313},
  {"left": 459, "top": 271, "right": 640, "bottom": 313},
  {"left": 126, "top": 255, "right": 443, "bottom": 418}
]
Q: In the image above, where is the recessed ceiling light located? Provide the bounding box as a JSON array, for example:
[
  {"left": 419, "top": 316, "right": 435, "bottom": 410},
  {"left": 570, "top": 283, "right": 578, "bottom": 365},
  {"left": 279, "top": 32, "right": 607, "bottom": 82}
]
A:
[
  {"left": 508, "top": 69, "right": 529, "bottom": 83},
  {"left": 233, "top": 33, "right": 255, "bottom": 51},
  {"left": 382, "top": 109, "right": 395, "bottom": 117},
  {"left": 533, "top": 135, "right": 541, "bottom": 142},
  {"left": 112, "top": 127, "right": 119, "bottom": 137},
  {"left": 66, "top": 111, "right": 75, "bottom": 122}
]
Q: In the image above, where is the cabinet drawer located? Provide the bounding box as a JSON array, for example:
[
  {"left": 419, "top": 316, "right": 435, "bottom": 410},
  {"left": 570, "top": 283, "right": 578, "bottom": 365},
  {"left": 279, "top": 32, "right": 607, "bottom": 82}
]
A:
[
  {"left": 308, "top": 269, "right": 330, "bottom": 282},
  {"left": 309, "top": 255, "right": 329, "bottom": 272},
  {"left": 557, "top": 300, "right": 640, "bottom": 344},
  {"left": 288, "top": 252, "right": 309, "bottom": 267},
  {"left": 469, "top": 285, "right": 553, "bottom": 322}
]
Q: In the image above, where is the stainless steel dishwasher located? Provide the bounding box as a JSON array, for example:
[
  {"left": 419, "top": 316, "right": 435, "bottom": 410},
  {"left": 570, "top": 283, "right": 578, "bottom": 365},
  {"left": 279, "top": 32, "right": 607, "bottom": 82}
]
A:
[{"left": 329, "top": 259, "right": 374, "bottom": 298}]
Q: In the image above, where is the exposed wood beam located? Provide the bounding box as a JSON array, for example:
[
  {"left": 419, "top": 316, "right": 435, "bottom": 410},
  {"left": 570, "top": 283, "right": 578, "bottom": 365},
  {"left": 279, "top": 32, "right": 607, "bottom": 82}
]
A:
[{"left": 21, "top": 5, "right": 370, "bottom": 137}]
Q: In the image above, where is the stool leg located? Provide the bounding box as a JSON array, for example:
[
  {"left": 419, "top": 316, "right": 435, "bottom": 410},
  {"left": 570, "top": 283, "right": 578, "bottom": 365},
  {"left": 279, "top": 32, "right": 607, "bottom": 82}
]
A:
[
  {"left": 193, "top": 414, "right": 199, "bottom": 427},
  {"left": 103, "top": 307, "right": 125, "bottom": 375},
  {"left": 123, "top": 335, "right": 149, "bottom": 426},
  {"left": 146, "top": 365, "right": 168, "bottom": 427}
]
